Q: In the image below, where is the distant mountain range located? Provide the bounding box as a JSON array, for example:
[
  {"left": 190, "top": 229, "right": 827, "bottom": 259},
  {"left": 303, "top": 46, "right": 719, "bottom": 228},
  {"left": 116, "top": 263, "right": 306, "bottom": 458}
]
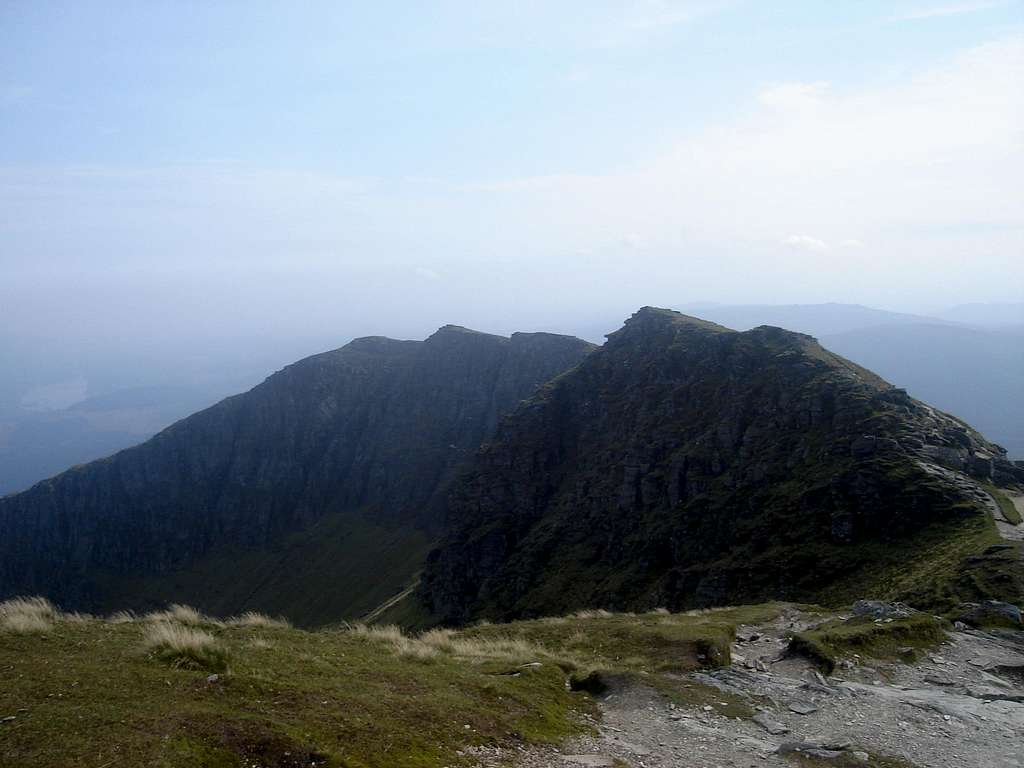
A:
[{"left": 2, "top": 308, "right": 1021, "bottom": 627}]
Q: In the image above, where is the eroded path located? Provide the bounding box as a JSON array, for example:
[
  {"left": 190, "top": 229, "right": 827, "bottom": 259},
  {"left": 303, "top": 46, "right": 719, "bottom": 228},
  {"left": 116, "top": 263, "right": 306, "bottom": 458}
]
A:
[{"left": 473, "top": 608, "right": 1024, "bottom": 768}]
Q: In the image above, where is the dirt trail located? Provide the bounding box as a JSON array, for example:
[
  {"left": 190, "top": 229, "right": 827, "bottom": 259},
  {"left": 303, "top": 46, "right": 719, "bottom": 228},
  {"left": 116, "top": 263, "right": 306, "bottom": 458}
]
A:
[{"left": 473, "top": 608, "right": 1024, "bottom": 768}]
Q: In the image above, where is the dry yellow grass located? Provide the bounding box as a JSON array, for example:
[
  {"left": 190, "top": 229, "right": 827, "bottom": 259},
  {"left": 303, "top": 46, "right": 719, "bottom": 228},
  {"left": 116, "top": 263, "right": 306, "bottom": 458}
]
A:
[
  {"left": 0, "top": 596, "right": 59, "bottom": 633},
  {"left": 143, "top": 621, "right": 228, "bottom": 671},
  {"left": 226, "top": 611, "right": 292, "bottom": 628},
  {"left": 144, "top": 604, "right": 222, "bottom": 627}
]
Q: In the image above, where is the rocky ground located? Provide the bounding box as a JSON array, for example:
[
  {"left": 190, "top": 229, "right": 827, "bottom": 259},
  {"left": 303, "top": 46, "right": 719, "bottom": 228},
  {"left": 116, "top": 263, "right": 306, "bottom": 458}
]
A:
[{"left": 472, "top": 606, "right": 1024, "bottom": 768}]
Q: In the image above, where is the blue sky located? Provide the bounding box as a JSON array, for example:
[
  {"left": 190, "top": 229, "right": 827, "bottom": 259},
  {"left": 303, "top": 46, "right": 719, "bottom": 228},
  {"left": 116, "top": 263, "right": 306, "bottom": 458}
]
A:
[
  {"left": 1, "top": 1, "right": 1022, "bottom": 353},
  {"left": 3, "top": 1, "right": 1021, "bottom": 177}
]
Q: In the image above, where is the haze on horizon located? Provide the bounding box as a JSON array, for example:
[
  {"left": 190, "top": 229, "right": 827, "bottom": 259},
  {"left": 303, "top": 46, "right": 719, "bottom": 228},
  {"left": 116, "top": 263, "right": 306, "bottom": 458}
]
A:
[{"left": 1, "top": 2, "right": 1022, "bottom": 417}]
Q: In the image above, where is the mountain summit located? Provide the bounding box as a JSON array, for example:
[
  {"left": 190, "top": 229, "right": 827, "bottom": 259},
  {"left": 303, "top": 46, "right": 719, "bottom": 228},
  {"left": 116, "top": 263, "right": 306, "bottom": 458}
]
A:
[{"left": 418, "top": 307, "right": 1023, "bottom": 623}]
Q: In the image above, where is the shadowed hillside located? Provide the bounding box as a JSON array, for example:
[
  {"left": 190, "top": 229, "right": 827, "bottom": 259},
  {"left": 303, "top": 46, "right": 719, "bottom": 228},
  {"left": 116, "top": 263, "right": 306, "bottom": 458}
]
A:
[{"left": 0, "top": 327, "right": 594, "bottom": 624}]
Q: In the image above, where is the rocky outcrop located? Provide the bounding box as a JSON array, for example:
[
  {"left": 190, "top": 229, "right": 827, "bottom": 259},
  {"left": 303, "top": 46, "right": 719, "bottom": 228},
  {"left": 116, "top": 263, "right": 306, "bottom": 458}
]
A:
[
  {"left": 0, "top": 326, "right": 594, "bottom": 618},
  {"left": 420, "top": 308, "right": 1023, "bottom": 624}
]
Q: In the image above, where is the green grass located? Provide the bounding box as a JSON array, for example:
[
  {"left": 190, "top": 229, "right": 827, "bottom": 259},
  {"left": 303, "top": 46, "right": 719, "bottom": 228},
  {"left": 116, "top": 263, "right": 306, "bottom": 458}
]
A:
[
  {"left": 0, "top": 603, "right": 800, "bottom": 767},
  {"left": 788, "top": 614, "right": 947, "bottom": 674},
  {"left": 0, "top": 611, "right": 589, "bottom": 768},
  {"left": 985, "top": 483, "right": 1023, "bottom": 525},
  {"left": 461, "top": 603, "right": 788, "bottom": 675}
]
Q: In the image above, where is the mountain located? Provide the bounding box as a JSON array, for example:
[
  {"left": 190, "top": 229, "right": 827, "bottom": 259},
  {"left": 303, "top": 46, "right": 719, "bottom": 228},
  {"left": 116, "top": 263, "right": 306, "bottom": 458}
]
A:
[
  {"left": 0, "top": 326, "right": 594, "bottom": 624},
  {"left": 662, "top": 303, "right": 1022, "bottom": 459},
  {"left": 419, "top": 308, "right": 1024, "bottom": 625}
]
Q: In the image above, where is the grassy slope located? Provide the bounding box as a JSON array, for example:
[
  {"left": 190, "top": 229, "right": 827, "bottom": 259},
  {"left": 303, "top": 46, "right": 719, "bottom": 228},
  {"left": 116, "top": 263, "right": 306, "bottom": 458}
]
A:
[
  {"left": 0, "top": 617, "right": 583, "bottom": 768},
  {"left": 0, "top": 603, "right": 803, "bottom": 767},
  {"left": 99, "top": 513, "right": 434, "bottom": 626}
]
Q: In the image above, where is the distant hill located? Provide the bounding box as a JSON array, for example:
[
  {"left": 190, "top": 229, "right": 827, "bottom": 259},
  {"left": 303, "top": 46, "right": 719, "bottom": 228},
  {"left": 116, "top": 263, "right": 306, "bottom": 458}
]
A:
[{"left": 0, "top": 387, "right": 216, "bottom": 496}]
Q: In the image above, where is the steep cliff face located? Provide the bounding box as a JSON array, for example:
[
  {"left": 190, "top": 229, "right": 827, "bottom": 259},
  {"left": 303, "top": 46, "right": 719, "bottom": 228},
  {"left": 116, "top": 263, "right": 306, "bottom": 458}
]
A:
[
  {"left": 0, "top": 327, "right": 594, "bottom": 621},
  {"left": 420, "top": 308, "right": 1023, "bottom": 624}
]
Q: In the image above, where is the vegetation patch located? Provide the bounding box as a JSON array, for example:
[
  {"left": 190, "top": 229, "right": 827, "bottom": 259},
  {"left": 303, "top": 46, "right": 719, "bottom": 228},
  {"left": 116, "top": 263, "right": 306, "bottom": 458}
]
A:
[
  {"left": 144, "top": 622, "right": 230, "bottom": 672},
  {"left": 985, "top": 483, "right": 1023, "bottom": 525},
  {"left": 0, "top": 599, "right": 591, "bottom": 768},
  {"left": 0, "top": 596, "right": 59, "bottom": 634},
  {"left": 788, "top": 614, "right": 947, "bottom": 674}
]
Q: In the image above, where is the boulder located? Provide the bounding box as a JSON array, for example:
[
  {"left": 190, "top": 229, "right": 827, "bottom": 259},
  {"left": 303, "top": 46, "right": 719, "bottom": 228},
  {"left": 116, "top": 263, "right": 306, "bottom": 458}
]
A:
[
  {"left": 851, "top": 600, "right": 916, "bottom": 619},
  {"left": 956, "top": 601, "right": 1022, "bottom": 628}
]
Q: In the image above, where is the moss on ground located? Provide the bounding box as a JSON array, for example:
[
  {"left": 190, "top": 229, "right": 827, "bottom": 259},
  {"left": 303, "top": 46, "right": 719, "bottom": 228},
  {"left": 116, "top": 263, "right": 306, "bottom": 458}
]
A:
[
  {"left": 985, "top": 484, "right": 1023, "bottom": 525},
  {"left": 788, "top": 614, "right": 947, "bottom": 674}
]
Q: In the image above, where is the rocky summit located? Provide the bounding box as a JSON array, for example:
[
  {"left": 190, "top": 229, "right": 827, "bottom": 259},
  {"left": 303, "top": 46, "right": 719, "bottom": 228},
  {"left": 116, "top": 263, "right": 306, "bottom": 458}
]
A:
[
  {"left": 418, "top": 307, "right": 1024, "bottom": 624},
  {"left": 0, "top": 326, "right": 594, "bottom": 623}
]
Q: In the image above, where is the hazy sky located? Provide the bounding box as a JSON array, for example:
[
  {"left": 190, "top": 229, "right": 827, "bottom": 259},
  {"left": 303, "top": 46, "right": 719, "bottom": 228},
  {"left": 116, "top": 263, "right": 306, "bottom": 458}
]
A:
[{"left": 2, "top": 1, "right": 1023, "bottom": 357}]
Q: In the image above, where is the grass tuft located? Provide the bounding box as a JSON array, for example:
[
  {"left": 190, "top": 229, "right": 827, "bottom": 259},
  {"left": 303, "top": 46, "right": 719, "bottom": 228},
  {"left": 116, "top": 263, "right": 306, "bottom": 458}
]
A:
[
  {"left": 143, "top": 622, "right": 229, "bottom": 672},
  {"left": 225, "top": 611, "right": 292, "bottom": 628},
  {"left": 144, "top": 604, "right": 223, "bottom": 627},
  {"left": 0, "top": 596, "right": 59, "bottom": 633}
]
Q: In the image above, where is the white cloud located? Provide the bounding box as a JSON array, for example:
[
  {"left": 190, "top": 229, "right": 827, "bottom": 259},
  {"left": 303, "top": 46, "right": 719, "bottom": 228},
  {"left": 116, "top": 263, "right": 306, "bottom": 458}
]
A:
[
  {"left": 784, "top": 235, "right": 830, "bottom": 253},
  {"left": 839, "top": 239, "right": 866, "bottom": 249}
]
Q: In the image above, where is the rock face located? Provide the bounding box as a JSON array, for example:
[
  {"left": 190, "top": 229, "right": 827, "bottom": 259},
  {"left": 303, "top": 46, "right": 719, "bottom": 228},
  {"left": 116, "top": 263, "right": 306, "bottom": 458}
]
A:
[
  {"left": 0, "top": 326, "right": 594, "bottom": 621},
  {"left": 420, "top": 308, "right": 1023, "bottom": 624}
]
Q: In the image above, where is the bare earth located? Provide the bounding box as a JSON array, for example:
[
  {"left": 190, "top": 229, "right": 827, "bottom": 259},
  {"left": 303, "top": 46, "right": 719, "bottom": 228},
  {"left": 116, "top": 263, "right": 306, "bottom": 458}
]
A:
[{"left": 472, "top": 607, "right": 1024, "bottom": 768}]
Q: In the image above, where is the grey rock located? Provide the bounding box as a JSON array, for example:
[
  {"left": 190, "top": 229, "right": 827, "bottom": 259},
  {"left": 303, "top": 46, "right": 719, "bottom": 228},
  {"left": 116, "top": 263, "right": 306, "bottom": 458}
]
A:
[
  {"left": 851, "top": 600, "right": 916, "bottom": 619},
  {"left": 956, "top": 601, "right": 1022, "bottom": 628},
  {"left": 753, "top": 712, "right": 790, "bottom": 734},
  {"left": 788, "top": 700, "right": 819, "bottom": 715}
]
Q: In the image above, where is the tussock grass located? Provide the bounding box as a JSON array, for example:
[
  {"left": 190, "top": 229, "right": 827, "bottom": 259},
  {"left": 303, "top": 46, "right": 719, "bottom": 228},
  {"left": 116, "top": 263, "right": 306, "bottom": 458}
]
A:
[
  {"left": 349, "top": 623, "right": 548, "bottom": 664},
  {"left": 143, "top": 622, "right": 229, "bottom": 672},
  {"left": 0, "top": 596, "right": 59, "bottom": 634},
  {"left": 247, "top": 636, "right": 275, "bottom": 650},
  {"left": 144, "top": 604, "right": 222, "bottom": 627},
  {"left": 108, "top": 610, "right": 137, "bottom": 624},
  {"left": 571, "top": 609, "right": 614, "bottom": 619},
  {"left": 225, "top": 611, "right": 292, "bottom": 628}
]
